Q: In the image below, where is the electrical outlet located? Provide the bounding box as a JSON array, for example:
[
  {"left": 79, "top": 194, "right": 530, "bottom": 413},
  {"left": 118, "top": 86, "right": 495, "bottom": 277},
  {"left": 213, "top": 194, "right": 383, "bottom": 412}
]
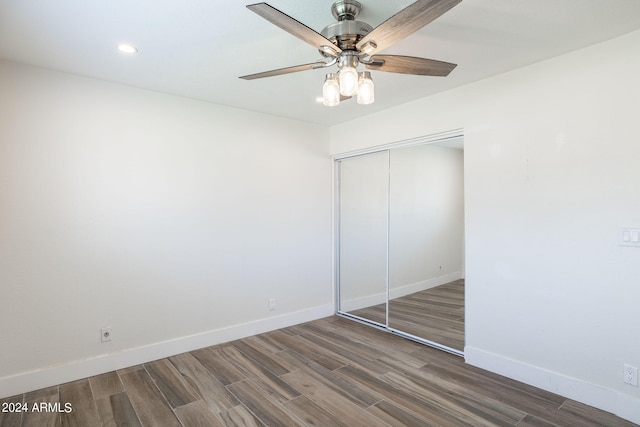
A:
[
  {"left": 101, "top": 326, "right": 112, "bottom": 343},
  {"left": 268, "top": 298, "right": 276, "bottom": 311},
  {"left": 623, "top": 364, "right": 638, "bottom": 386}
]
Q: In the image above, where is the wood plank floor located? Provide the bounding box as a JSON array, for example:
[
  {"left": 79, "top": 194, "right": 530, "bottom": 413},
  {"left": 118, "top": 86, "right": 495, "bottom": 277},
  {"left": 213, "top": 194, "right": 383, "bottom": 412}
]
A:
[
  {"left": 351, "top": 279, "right": 465, "bottom": 351},
  {"left": 1, "top": 315, "right": 636, "bottom": 427}
]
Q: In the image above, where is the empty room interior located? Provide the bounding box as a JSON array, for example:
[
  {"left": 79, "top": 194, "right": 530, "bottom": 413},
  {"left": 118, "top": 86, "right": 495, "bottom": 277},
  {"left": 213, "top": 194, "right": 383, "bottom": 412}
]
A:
[{"left": 1, "top": 0, "right": 640, "bottom": 425}]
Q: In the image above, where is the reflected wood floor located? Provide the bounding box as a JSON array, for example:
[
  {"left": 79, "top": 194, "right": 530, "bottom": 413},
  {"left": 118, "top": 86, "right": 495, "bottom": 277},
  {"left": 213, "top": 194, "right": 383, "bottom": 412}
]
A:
[
  {"left": 390, "top": 279, "right": 464, "bottom": 351},
  {"left": 1, "top": 316, "right": 636, "bottom": 427},
  {"left": 351, "top": 279, "right": 465, "bottom": 351}
]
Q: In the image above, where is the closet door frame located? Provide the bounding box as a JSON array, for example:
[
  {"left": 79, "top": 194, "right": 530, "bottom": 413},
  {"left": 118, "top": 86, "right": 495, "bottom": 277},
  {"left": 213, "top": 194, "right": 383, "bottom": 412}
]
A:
[{"left": 333, "top": 129, "right": 464, "bottom": 357}]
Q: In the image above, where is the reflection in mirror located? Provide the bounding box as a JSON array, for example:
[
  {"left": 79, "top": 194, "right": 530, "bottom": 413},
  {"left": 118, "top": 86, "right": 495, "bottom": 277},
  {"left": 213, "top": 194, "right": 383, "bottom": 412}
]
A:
[
  {"left": 337, "top": 151, "right": 389, "bottom": 326},
  {"left": 388, "top": 140, "right": 465, "bottom": 351}
]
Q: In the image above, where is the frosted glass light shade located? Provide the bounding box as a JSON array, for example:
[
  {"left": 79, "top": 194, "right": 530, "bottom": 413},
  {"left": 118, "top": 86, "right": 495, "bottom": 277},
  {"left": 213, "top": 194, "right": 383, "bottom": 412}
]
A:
[
  {"left": 323, "top": 73, "right": 340, "bottom": 107},
  {"left": 357, "top": 71, "right": 374, "bottom": 105},
  {"left": 338, "top": 66, "right": 358, "bottom": 96}
]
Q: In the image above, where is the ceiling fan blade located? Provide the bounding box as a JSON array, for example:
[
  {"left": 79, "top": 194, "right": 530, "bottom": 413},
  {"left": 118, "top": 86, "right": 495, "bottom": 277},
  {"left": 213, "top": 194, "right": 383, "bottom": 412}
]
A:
[
  {"left": 366, "top": 55, "right": 456, "bottom": 76},
  {"left": 356, "top": 0, "right": 461, "bottom": 55},
  {"left": 247, "top": 3, "right": 342, "bottom": 55},
  {"left": 240, "top": 62, "right": 325, "bottom": 80}
]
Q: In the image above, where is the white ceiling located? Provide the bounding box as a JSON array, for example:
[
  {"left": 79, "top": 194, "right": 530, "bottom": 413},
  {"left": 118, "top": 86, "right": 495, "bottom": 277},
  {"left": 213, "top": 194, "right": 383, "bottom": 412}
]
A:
[{"left": 2, "top": 0, "right": 640, "bottom": 126}]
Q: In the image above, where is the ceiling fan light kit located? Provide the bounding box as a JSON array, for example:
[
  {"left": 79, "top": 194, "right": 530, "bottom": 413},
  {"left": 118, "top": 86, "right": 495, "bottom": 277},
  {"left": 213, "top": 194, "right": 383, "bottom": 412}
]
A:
[
  {"left": 241, "top": 0, "right": 461, "bottom": 107},
  {"left": 321, "top": 70, "right": 374, "bottom": 107}
]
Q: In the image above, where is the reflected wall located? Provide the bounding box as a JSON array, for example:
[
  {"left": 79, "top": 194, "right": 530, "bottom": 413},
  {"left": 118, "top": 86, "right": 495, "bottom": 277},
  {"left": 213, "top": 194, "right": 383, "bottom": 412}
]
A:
[{"left": 337, "top": 151, "right": 389, "bottom": 325}]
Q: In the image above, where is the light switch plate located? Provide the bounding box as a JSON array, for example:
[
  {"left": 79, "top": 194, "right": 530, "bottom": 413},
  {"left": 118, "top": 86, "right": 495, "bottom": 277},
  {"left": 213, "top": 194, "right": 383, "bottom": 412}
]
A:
[{"left": 620, "top": 228, "right": 640, "bottom": 247}]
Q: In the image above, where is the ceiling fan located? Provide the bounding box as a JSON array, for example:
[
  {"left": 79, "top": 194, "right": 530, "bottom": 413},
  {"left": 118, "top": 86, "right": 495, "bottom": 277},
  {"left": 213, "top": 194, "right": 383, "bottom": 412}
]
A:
[{"left": 240, "top": 0, "right": 462, "bottom": 106}]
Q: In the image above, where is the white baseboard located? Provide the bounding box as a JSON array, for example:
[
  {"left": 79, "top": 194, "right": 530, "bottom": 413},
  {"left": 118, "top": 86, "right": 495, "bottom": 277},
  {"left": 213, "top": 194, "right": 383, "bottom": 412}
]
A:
[
  {"left": 339, "top": 291, "right": 387, "bottom": 312},
  {"left": 465, "top": 346, "right": 640, "bottom": 425},
  {"left": 339, "top": 271, "right": 463, "bottom": 312},
  {"left": 389, "top": 271, "right": 462, "bottom": 300},
  {"left": 616, "top": 392, "right": 640, "bottom": 425},
  {"left": 0, "top": 304, "right": 334, "bottom": 399}
]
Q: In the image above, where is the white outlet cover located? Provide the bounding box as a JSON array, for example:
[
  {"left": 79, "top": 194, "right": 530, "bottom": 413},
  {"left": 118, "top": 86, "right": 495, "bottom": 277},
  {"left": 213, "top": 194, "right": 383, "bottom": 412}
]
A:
[
  {"left": 624, "top": 364, "right": 638, "bottom": 387},
  {"left": 101, "top": 326, "right": 112, "bottom": 342}
]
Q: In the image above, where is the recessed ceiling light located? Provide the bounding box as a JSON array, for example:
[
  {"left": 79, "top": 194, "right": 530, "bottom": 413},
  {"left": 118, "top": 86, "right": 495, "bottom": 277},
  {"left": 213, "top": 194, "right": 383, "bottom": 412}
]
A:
[{"left": 117, "top": 43, "right": 138, "bottom": 54}]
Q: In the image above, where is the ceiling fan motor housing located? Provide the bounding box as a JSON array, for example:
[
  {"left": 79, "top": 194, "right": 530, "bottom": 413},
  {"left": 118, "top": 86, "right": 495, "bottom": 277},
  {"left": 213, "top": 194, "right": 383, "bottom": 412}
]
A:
[
  {"left": 321, "top": 1, "right": 372, "bottom": 54},
  {"left": 321, "top": 20, "right": 372, "bottom": 52}
]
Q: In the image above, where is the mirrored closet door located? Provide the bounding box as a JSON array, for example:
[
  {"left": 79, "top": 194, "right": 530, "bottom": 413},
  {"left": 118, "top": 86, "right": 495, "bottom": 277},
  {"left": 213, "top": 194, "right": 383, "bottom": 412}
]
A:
[
  {"left": 336, "top": 136, "right": 465, "bottom": 355},
  {"left": 337, "top": 150, "right": 389, "bottom": 326}
]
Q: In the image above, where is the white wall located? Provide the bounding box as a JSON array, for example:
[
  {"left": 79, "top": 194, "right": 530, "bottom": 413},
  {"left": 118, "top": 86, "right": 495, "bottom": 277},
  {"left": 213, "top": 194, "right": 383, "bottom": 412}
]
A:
[
  {"left": 0, "top": 60, "right": 333, "bottom": 397},
  {"left": 330, "top": 30, "right": 640, "bottom": 423}
]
